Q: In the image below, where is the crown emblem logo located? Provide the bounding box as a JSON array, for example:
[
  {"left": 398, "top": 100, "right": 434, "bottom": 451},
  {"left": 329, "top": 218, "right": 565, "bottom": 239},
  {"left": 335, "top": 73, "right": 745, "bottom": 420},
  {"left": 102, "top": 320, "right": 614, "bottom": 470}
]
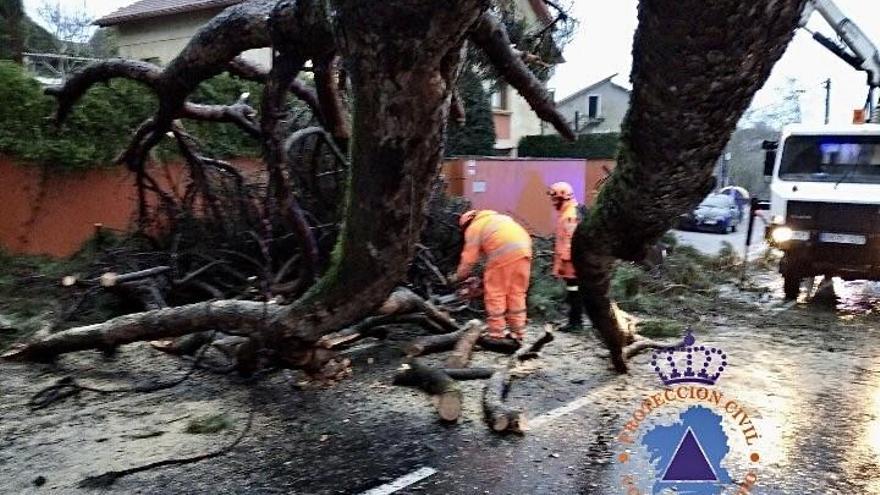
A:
[{"left": 652, "top": 329, "right": 727, "bottom": 386}]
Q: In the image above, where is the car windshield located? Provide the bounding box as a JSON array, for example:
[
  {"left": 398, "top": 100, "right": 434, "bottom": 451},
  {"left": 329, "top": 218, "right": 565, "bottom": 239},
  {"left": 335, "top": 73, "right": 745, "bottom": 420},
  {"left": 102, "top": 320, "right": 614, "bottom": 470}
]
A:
[
  {"left": 700, "top": 195, "right": 731, "bottom": 208},
  {"left": 779, "top": 135, "right": 880, "bottom": 184}
]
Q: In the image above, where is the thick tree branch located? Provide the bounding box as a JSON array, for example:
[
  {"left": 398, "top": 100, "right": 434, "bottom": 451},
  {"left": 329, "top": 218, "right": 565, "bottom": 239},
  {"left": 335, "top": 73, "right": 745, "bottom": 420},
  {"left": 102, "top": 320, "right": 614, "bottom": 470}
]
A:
[
  {"left": 313, "top": 55, "right": 351, "bottom": 144},
  {"left": 470, "top": 12, "right": 574, "bottom": 140},
  {"left": 2, "top": 301, "right": 279, "bottom": 362}
]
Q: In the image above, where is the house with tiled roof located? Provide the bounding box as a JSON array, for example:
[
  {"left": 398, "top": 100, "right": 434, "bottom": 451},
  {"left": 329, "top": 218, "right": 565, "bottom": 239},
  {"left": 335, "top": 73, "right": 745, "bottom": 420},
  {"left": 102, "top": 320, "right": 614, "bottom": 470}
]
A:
[
  {"left": 96, "top": 0, "right": 559, "bottom": 155},
  {"left": 95, "top": 0, "right": 271, "bottom": 66},
  {"left": 553, "top": 74, "right": 631, "bottom": 135}
]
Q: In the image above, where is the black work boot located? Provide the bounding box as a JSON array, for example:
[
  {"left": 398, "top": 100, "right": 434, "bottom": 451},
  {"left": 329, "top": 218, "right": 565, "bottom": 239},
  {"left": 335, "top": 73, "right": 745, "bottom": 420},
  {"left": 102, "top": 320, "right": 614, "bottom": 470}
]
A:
[{"left": 560, "top": 279, "right": 584, "bottom": 332}]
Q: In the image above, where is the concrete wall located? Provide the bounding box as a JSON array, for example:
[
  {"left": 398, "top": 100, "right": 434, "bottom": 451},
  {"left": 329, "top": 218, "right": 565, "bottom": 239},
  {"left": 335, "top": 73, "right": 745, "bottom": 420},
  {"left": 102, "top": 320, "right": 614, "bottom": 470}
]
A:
[
  {"left": 555, "top": 82, "right": 630, "bottom": 135},
  {"left": 441, "top": 157, "right": 614, "bottom": 236},
  {"left": 114, "top": 10, "right": 271, "bottom": 66}
]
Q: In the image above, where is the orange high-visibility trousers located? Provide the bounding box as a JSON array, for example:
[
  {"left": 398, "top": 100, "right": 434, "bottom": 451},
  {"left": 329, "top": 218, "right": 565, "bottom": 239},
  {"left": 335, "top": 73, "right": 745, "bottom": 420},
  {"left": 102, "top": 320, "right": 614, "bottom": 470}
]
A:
[{"left": 483, "top": 255, "right": 532, "bottom": 339}]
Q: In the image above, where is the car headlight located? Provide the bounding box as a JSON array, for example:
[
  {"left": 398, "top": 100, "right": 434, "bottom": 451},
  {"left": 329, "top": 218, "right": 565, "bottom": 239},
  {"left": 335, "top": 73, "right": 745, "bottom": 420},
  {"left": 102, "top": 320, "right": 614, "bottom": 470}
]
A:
[{"left": 771, "top": 226, "right": 793, "bottom": 243}]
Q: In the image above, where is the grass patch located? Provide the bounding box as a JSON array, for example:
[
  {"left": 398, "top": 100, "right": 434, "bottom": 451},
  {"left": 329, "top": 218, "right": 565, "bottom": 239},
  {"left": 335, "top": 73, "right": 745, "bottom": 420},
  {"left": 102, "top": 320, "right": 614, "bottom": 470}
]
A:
[
  {"left": 527, "top": 237, "right": 565, "bottom": 321},
  {"left": 0, "top": 236, "right": 132, "bottom": 350},
  {"left": 185, "top": 414, "right": 233, "bottom": 434},
  {"left": 637, "top": 319, "right": 685, "bottom": 338}
]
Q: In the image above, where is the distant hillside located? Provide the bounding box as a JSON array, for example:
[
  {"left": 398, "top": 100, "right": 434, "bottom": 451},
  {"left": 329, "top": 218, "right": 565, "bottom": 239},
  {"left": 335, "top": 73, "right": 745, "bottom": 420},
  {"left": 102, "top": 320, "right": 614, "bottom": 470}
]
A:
[{"left": 0, "top": 12, "right": 57, "bottom": 60}]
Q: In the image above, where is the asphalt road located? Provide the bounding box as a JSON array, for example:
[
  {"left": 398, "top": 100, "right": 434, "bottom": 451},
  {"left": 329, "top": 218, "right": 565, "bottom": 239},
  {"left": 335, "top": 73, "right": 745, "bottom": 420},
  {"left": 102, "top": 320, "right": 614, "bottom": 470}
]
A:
[{"left": 672, "top": 209, "right": 768, "bottom": 257}]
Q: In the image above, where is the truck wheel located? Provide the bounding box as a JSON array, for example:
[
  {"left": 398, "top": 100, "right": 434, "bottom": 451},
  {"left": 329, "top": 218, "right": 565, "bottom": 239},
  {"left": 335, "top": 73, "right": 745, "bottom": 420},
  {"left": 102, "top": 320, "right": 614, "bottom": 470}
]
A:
[{"left": 783, "top": 275, "right": 801, "bottom": 300}]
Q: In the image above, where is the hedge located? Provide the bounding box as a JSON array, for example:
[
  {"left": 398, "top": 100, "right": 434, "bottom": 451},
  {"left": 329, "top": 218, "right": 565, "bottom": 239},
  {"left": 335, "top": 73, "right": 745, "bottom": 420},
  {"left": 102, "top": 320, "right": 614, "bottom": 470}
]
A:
[
  {"left": 0, "top": 61, "right": 265, "bottom": 170},
  {"left": 517, "top": 133, "right": 620, "bottom": 159}
]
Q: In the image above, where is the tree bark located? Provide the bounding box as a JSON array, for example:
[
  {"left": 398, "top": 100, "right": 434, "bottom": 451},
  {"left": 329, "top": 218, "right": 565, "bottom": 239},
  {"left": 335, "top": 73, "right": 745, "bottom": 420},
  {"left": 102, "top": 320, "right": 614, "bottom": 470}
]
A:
[
  {"left": 393, "top": 359, "right": 462, "bottom": 422},
  {"left": 572, "top": 0, "right": 807, "bottom": 373},
  {"left": 445, "top": 320, "right": 483, "bottom": 368},
  {"left": 2, "top": 301, "right": 278, "bottom": 362}
]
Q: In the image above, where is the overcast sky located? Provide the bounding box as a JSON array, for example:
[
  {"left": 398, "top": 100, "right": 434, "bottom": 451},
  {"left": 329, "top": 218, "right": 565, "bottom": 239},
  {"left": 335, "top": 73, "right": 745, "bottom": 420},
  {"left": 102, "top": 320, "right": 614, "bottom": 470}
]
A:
[{"left": 24, "top": 0, "right": 880, "bottom": 125}]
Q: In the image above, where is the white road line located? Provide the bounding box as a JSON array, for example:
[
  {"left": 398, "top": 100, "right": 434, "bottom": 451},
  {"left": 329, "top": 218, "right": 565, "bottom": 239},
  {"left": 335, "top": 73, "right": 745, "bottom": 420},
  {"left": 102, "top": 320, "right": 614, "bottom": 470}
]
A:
[
  {"left": 357, "top": 382, "right": 619, "bottom": 493},
  {"left": 359, "top": 466, "right": 438, "bottom": 495},
  {"left": 528, "top": 381, "right": 618, "bottom": 429}
]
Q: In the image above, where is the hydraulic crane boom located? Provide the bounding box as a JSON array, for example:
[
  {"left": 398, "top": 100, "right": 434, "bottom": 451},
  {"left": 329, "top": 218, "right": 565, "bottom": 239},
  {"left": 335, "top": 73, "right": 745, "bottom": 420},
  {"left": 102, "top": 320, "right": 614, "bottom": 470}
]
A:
[{"left": 800, "top": 0, "right": 880, "bottom": 120}]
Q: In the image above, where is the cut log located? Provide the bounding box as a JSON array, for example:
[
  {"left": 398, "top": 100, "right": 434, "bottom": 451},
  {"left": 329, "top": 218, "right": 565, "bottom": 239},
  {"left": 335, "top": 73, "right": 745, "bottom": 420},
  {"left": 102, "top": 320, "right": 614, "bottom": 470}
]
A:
[
  {"left": 445, "top": 320, "right": 484, "bottom": 368},
  {"left": 482, "top": 370, "right": 526, "bottom": 433},
  {"left": 98, "top": 266, "right": 172, "bottom": 288},
  {"left": 443, "top": 368, "right": 494, "bottom": 380},
  {"left": 393, "top": 359, "right": 462, "bottom": 422},
  {"left": 477, "top": 336, "right": 520, "bottom": 355},
  {"left": 378, "top": 288, "right": 459, "bottom": 332},
  {"left": 403, "top": 330, "right": 463, "bottom": 358}
]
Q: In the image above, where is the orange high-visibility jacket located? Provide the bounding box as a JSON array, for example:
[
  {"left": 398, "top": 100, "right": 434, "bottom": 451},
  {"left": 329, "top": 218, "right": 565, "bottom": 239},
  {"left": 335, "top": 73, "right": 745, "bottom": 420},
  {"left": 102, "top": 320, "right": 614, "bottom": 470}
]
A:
[
  {"left": 456, "top": 210, "right": 532, "bottom": 280},
  {"left": 553, "top": 200, "right": 579, "bottom": 279}
]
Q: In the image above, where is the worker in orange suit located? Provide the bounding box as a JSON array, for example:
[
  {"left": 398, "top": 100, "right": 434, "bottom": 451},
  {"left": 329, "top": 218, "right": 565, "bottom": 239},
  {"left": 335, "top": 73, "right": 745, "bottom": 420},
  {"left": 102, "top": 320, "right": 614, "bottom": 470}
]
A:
[
  {"left": 548, "top": 182, "right": 584, "bottom": 332},
  {"left": 448, "top": 210, "right": 533, "bottom": 342}
]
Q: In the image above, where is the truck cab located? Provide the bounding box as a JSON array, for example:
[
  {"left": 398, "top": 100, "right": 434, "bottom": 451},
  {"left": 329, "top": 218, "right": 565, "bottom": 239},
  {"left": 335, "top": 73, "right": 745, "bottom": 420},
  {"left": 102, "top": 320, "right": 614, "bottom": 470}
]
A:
[{"left": 764, "top": 124, "right": 880, "bottom": 299}]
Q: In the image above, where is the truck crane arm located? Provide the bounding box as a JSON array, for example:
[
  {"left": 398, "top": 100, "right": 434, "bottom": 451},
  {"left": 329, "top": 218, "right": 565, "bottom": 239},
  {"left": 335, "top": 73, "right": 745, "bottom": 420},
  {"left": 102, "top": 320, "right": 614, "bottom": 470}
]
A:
[{"left": 801, "top": 0, "right": 880, "bottom": 119}]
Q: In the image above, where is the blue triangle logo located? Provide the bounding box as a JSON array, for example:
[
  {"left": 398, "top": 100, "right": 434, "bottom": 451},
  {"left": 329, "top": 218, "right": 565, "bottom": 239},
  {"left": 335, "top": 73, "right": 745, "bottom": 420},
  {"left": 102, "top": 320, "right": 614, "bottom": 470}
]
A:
[{"left": 661, "top": 427, "right": 719, "bottom": 482}]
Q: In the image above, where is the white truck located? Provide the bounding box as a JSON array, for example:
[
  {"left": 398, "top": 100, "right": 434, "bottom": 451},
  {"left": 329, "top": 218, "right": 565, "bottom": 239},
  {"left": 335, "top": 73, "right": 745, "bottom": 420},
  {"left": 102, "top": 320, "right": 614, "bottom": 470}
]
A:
[
  {"left": 761, "top": 0, "right": 880, "bottom": 299},
  {"left": 764, "top": 124, "right": 880, "bottom": 299}
]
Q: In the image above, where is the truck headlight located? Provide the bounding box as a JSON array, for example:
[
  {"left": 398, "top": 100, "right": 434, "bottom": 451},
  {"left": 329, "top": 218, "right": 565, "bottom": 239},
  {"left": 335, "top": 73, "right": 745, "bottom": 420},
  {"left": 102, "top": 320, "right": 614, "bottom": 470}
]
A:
[
  {"left": 770, "top": 227, "right": 809, "bottom": 243},
  {"left": 771, "top": 226, "right": 794, "bottom": 243}
]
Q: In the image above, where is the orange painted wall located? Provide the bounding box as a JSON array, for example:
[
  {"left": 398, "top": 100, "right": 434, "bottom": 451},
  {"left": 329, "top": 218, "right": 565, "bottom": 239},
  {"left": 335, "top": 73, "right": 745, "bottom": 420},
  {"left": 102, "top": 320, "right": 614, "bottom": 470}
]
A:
[
  {"left": 0, "top": 157, "right": 262, "bottom": 258},
  {"left": 441, "top": 157, "right": 614, "bottom": 236}
]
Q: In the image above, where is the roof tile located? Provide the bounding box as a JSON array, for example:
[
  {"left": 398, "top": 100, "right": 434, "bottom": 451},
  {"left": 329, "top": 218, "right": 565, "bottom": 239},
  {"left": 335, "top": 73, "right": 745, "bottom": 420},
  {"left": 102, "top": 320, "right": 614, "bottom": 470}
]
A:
[{"left": 95, "top": 0, "right": 241, "bottom": 26}]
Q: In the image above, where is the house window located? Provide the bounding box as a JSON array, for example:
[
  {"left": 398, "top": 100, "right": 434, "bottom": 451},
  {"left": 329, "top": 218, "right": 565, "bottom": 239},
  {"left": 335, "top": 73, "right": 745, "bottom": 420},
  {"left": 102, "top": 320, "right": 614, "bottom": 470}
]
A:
[
  {"left": 491, "top": 84, "right": 509, "bottom": 111},
  {"left": 587, "top": 95, "right": 601, "bottom": 119}
]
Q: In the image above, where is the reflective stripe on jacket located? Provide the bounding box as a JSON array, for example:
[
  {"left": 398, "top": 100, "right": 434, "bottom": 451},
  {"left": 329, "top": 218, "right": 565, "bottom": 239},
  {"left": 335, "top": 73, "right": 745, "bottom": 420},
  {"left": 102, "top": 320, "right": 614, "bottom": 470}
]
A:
[
  {"left": 553, "top": 200, "right": 579, "bottom": 279},
  {"left": 456, "top": 210, "right": 532, "bottom": 280}
]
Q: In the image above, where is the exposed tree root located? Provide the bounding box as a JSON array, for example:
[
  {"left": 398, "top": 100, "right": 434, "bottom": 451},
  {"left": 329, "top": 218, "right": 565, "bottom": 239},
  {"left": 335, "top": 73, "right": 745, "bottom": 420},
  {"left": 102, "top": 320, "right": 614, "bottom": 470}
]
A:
[
  {"left": 622, "top": 333, "right": 689, "bottom": 360},
  {"left": 78, "top": 407, "right": 254, "bottom": 489}
]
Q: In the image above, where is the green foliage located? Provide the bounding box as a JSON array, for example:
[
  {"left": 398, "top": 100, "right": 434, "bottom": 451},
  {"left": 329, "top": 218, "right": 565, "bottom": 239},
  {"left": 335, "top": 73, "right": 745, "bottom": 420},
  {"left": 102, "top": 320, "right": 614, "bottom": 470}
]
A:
[
  {"left": 0, "top": 242, "right": 126, "bottom": 350},
  {"left": 187, "top": 73, "right": 263, "bottom": 158},
  {"left": 638, "top": 319, "right": 685, "bottom": 338},
  {"left": 518, "top": 133, "right": 620, "bottom": 159},
  {"left": 185, "top": 414, "right": 232, "bottom": 434},
  {"left": 0, "top": 62, "right": 262, "bottom": 169},
  {"left": 610, "top": 263, "right": 646, "bottom": 300},
  {"left": 526, "top": 237, "right": 565, "bottom": 320},
  {"left": 445, "top": 68, "right": 495, "bottom": 156}
]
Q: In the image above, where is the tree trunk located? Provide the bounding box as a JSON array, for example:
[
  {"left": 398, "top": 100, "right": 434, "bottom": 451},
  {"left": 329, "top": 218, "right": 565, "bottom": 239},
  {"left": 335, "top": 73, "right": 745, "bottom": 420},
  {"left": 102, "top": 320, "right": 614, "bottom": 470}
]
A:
[
  {"left": 265, "top": 1, "right": 487, "bottom": 352},
  {"left": 3, "top": 0, "right": 25, "bottom": 64},
  {"left": 572, "top": 0, "right": 807, "bottom": 372}
]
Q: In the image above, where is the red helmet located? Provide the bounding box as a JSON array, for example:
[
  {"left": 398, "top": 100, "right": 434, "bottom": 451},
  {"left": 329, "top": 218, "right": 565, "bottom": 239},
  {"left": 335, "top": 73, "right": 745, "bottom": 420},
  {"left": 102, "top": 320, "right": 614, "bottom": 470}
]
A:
[
  {"left": 548, "top": 182, "right": 575, "bottom": 201},
  {"left": 459, "top": 210, "right": 478, "bottom": 228}
]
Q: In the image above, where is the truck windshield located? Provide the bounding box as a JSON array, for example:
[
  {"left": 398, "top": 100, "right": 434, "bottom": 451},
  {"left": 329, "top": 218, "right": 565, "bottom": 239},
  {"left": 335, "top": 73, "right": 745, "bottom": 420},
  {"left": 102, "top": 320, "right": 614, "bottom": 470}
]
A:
[{"left": 779, "top": 135, "right": 880, "bottom": 184}]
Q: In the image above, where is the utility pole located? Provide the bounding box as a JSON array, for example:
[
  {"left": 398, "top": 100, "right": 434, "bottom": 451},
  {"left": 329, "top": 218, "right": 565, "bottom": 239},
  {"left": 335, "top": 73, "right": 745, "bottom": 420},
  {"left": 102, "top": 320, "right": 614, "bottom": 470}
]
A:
[{"left": 823, "top": 78, "right": 831, "bottom": 124}]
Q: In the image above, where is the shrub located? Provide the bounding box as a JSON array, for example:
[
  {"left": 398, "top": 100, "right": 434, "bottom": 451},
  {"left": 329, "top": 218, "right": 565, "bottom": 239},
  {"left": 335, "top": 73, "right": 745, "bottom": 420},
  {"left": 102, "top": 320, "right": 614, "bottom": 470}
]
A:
[
  {"left": 517, "top": 133, "right": 620, "bottom": 159},
  {"left": 0, "top": 62, "right": 265, "bottom": 169}
]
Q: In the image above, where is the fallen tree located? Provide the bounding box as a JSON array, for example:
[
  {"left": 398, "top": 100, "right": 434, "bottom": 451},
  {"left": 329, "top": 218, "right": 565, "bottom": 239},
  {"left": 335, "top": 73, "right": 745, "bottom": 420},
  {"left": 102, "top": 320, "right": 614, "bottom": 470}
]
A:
[
  {"left": 4, "top": 0, "right": 573, "bottom": 370},
  {"left": 4, "top": 0, "right": 807, "bottom": 380},
  {"left": 571, "top": 0, "right": 808, "bottom": 372}
]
